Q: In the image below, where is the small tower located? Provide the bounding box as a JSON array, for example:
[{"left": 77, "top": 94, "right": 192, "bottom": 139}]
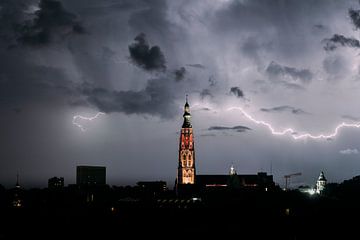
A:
[
  {"left": 15, "top": 173, "right": 20, "bottom": 188},
  {"left": 228, "top": 165, "right": 240, "bottom": 189},
  {"left": 316, "top": 171, "right": 327, "bottom": 194},
  {"left": 229, "top": 165, "right": 237, "bottom": 175},
  {"left": 177, "top": 96, "right": 196, "bottom": 185}
]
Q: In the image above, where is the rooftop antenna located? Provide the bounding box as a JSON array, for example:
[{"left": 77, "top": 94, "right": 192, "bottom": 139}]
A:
[{"left": 16, "top": 172, "right": 20, "bottom": 188}]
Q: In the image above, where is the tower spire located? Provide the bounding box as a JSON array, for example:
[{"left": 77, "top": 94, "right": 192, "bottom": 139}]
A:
[
  {"left": 182, "top": 96, "right": 192, "bottom": 128},
  {"left": 16, "top": 173, "right": 20, "bottom": 188}
]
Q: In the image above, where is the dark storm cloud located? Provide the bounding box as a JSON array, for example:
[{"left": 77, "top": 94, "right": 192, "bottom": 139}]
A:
[
  {"left": 342, "top": 115, "right": 360, "bottom": 121},
  {"left": 72, "top": 0, "right": 145, "bottom": 15},
  {"left": 128, "top": 33, "right": 166, "bottom": 72},
  {"left": 127, "top": 0, "right": 180, "bottom": 61},
  {"left": 323, "top": 34, "right": 360, "bottom": 51},
  {"left": 17, "top": 0, "right": 84, "bottom": 46},
  {"left": 0, "top": 1, "right": 82, "bottom": 109},
  {"left": 266, "top": 61, "right": 313, "bottom": 84},
  {"left": 0, "top": 55, "right": 78, "bottom": 107},
  {"left": 186, "top": 64, "right": 206, "bottom": 69},
  {"left": 229, "top": 87, "right": 244, "bottom": 98},
  {"left": 208, "top": 125, "right": 251, "bottom": 133},
  {"left": 349, "top": 8, "right": 360, "bottom": 30},
  {"left": 260, "top": 106, "right": 308, "bottom": 115},
  {"left": 81, "top": 76, "right": 182, "bottom": 119},
  {"left": 174, "top": 67, "right": 186, "bottom": 81},
  {"left": 0, "top": 0, "right": 31, "bottom": 42}
]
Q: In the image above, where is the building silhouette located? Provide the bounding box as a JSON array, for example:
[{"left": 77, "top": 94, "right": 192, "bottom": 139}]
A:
[
  {"left": 76, "top": 166, "right": 106, "bottom": 186},
  {"left": 197, "top": 166, "right": 275, "bottom": 191},
  {"left": 12, "top": 174, "right": 23, "bottom": 208},
  {"left": 177, "top": 97, "right": 196, "bottom": 185},
  {"left": 48, "top": 177, "right": 64, "bottom": 189}
]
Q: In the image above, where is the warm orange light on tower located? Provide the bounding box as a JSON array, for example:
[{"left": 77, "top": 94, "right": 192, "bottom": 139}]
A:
[{"left": 177, "top": 98, "right": 196, "bottom": 184}]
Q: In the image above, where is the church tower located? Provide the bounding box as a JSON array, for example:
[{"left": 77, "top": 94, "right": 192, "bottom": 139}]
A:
[{"left": 177, "top": 96, "right": 196, "bottom": 185}]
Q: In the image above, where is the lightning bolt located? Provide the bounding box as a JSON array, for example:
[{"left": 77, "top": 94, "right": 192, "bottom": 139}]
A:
[
  {"left": 228, "top": 107, "right": 360, "bottom": 140},
  {"left": 72, "top": 112, "right": 105, "bottom": 132}
]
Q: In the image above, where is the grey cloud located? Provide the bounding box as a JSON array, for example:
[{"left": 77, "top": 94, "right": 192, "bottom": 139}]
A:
[
  {"left": 266, "top": 61, "right": 313, "bottom": 84},
  {"left": 312, "top": 24, "right": 329, "bottom": 35},
  {"left": 240, "top": 36, "right": 272, "bottom": 66},
  {"left": 208, "top": 75, "right": 216, "bottom": 87},
  {"left": 260, "top": 105, "right": 308, "bottom": 115},
  {"left": 186, "top": 63, "right": 206, "bottom": 69},
  {"left": 322, "top": 54, "right": 351, "bottom": 81},
  {"left": 208, "top": 125, "right": 251, "bottom": 133},
  {"left": 342, "top": 115, "right": 360, "bottom": 122},
  {"left": 339, "top": 148, "right": 359, "bottom": 155},
  {"left": 230, "top": 87, "right": 244, "bottom": 98},
  {"left": 128, "top": 33, "right": 166, "bottom": 72},
  {"left": 200, "top": 89, "right": 213, "bottom": 99},
  {"left": 17, "top": 0, "right": 84, "bottom": 46},
  {"left": 323, "top": 34, "right": 360, "bottom": 51},
  {"left": 174, "top": 67, "right": 186, "bottom": 81},
  {"left": 349, "top": 8, "right": 360, "bottom": 30},
  {"left": 199, "top": 133, "right": 217, "bottom": 137},
  {"left": 280, "top": 81, "right": 305, "bottom": 91},
  {"left": 313, "top": 24, "right": 326, "bottom": 31}
]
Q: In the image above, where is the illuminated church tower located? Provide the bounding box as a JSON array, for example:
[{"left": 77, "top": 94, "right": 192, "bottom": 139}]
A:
[{"left": 177, "top": 97, "right": 196, "bottom": 185}]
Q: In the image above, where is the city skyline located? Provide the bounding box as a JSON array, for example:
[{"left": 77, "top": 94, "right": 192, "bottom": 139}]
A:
[{"left": 2, "top": 0, "right": 360, "bottom": 188}]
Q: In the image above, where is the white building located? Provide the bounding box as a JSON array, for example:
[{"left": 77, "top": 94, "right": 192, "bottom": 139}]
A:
[{"left": 316, "top": 171, "right": 327, "bottom": 194}]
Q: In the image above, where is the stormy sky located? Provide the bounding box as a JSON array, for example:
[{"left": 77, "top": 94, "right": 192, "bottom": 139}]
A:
[{"left": 2, "top": 0, "right": 360, "bottom": 188}]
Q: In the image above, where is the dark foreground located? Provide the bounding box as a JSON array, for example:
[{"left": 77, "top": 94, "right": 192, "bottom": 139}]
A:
[{"left": 1, "top": 182, "right": 360, "bottom": 240}]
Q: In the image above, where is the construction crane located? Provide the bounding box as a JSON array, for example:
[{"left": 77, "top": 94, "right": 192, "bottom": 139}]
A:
[{"left": 284, "top": 172, "right": 302, "bottom": 190}]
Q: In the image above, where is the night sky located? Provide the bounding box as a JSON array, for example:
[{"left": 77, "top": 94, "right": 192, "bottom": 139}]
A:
[{"left": 2, "top": 0, "right": 360, "bottom": 188}]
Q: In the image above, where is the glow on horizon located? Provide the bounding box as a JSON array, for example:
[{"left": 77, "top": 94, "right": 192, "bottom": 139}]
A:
[
  {"left": 72, "top": 112, "right": 105, "bottom": 132},
  {"left": 228, "top": 107, "right": 360, "bottom": 140}
]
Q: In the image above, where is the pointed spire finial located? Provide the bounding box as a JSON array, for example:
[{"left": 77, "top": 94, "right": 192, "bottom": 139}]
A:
[
  {"left": 186, "top": 94, "right": 188, "bottom": 103},
  {"left": 230, "top": 165, "right": 237, "bottom": 175},
  {"left": 16, "top": 173, "right": 20, "bottom": 188}
]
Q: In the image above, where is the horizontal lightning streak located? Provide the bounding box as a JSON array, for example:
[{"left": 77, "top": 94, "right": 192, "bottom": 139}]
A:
[
  {"left": 72, "top": 112, "right": 105, "bottom": 132},
  {"left": 228, "top": 107, "right": 360, "bottom": 140}
]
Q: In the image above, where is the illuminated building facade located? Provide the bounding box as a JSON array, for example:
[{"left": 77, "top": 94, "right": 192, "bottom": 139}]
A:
[
  {"left": 316, "top": 171, "right": 327, "bottom": 194},
  {"left": 177, "top": 98, "right": 196, "bottom": 185}
]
